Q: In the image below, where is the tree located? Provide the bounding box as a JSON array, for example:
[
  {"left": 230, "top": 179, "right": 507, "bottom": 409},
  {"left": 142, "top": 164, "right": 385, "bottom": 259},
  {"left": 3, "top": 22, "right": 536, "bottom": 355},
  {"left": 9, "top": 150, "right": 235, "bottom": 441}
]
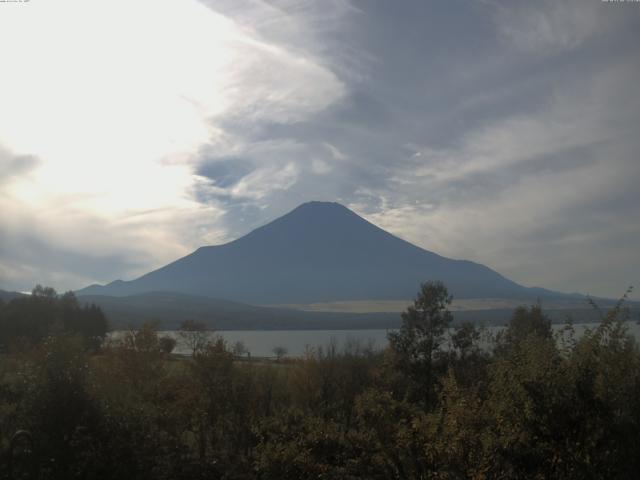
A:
[
  {"left": 451, "top": 321, "right": 481, "bottom": 358},
  {"left": 495, "top": 304, "right": 552, "bottom": 357},
  {"left": 159, "top": 336, "right": 177, "bottom": 355},
  {"left": 60, "top": 291, "right": 108, "bottom": 351},
  {"left": 272, "top": 346, "right": 288, "bottom": 361},
  {"left": 0, "top": 286, "right": 107, "bottom": 349},
  {"left": 31, "top": 284, "right": 57, "bottom": 300},
  {"left": 129, "top": 322, "right": 161, "bottom": 354},
  {"left": 387, "top": 281, "right": 453, "bottom": 403},
  {"left": 188, "top": 337, "right": 240, "bottom": 465},
  {"left": 25, "top": 333, "right": 103, "bottom": 478},
  {"left": 178, "top": 320, "right": 209, "bottom": 356},
  {"left": 232, "top": 340, "right": 248, "bottom": 357}
]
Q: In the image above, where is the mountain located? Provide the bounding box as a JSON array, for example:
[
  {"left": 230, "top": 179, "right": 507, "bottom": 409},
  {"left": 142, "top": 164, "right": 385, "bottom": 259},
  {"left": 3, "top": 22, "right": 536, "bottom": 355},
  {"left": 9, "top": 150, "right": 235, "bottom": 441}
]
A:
[
  {"left": 0, "top": 289, "right": 27, "bottom": 302},
  {"left": 76, "top": 201, "right": 574, "bottom": 304}
]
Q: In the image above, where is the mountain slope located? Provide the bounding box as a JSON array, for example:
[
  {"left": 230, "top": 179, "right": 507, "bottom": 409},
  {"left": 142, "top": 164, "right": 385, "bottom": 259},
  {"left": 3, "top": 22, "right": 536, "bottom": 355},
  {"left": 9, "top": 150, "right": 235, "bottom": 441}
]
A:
[{"left": 76, "top": 201, "right": 568, "bottom": 304}]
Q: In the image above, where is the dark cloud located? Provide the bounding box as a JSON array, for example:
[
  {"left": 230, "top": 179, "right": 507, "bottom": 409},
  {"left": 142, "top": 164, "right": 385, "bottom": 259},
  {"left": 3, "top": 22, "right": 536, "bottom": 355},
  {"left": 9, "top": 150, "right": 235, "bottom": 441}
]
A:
[
  {"left": 330, "top": 89, "right": 393, "bottom": 128},
  {"left": 196, "top": 157, "right": 253, "bottom": 188},
  {"left": 185, "top": 0, "right": 640, "bottom": 298}
]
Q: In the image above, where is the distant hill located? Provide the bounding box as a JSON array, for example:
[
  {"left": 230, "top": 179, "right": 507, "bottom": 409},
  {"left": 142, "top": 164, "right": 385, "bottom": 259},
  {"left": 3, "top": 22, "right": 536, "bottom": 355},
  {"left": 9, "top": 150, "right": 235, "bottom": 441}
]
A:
[
  {"left": 0, "top": 289, "right": 27, "bottom": 302},
  {"left": 77, "top": 201, "right": 580, "bottom": 304}
]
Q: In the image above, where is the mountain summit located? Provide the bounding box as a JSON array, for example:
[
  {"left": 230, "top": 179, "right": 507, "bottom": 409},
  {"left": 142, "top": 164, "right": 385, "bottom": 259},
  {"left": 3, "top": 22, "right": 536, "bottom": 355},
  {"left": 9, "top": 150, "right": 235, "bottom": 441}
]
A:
[{"left": 76, "top": 201, "right": 556, "bottom": 303}]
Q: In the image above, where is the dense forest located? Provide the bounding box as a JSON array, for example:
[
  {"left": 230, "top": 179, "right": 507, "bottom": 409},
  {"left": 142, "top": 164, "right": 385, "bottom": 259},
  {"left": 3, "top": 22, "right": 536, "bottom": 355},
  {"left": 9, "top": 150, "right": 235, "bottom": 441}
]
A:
[{"left": 0, "top": 282, "right": 638, "bottom": 479}]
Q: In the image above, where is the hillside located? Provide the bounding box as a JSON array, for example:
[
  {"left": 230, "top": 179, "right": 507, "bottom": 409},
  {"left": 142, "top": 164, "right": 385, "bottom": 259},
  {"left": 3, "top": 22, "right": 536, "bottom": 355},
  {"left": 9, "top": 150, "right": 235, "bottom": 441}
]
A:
[{"left": 0, "top": 289, "right": 27, "bottom": 303}]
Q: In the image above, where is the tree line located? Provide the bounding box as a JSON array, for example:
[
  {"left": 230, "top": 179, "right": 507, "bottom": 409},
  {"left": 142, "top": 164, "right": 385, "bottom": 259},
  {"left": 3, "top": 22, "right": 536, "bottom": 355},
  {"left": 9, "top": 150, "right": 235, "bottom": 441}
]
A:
[
  {"left": 0, "top": 285, "right": 107, "bottom": 351},
  {"left": 0, "top": 282, "right": 638, "bottom": 479}
]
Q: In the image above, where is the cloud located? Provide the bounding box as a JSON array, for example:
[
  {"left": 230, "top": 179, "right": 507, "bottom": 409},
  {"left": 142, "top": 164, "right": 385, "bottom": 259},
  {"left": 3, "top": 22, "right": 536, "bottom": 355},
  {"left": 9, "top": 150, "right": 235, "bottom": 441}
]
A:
[
  {"left": 0, "top": 0, "right": 346, "bottom": 290},
  {"left": 487, "top": 0, "right": 611, "bottom": 53},
  {"left": 357, "top": 56, "right": 640, "bottom": 298},
  {"left": 404, "top": 61, "right": 639, "bottom": 190},
  {"left": 0, "top": 146, "right": 39, "bottom": 184},
  {"left": 196, "top": 157, "right": 254, "bottom": 189},
  {"left": 0, "top": 0, "right": 637, "bottom": 300}
]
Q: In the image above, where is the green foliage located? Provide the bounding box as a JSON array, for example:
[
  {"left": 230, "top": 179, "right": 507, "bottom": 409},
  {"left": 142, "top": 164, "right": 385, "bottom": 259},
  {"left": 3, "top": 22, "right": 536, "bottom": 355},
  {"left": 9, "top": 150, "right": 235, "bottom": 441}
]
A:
[
  {"left": 500, "top": 303, "right": 552, "bottom": 349},
  {"left": 387, "top": 280, "right": 453, "bottom": 404},
  {"left": 389, "top": 281, "right": 453, "bottom": 364},
  {"left": 481, "top": 292, "right": 640, "bottom": 478}
]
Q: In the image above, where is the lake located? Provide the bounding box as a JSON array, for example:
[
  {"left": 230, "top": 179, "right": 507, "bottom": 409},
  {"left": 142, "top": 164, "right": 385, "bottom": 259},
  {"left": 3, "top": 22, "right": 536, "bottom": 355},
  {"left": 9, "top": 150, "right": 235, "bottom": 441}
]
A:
[{"left": 113, "top": 321, "right": 640, "bottom": 358}]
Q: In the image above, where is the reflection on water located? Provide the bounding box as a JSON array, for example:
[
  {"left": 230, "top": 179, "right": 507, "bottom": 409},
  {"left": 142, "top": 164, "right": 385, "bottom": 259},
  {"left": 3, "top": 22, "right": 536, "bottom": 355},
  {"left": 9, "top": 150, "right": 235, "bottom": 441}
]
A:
[{"left": 110, "top": 321, "right": 640, "bottom": 358}]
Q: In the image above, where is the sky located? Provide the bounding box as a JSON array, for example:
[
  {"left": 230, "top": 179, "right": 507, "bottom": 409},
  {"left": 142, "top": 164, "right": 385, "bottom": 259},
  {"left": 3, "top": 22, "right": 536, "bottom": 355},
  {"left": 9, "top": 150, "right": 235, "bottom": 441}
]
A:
[{"left": 0, "top": 0, "right": 638, "bottom": 299}]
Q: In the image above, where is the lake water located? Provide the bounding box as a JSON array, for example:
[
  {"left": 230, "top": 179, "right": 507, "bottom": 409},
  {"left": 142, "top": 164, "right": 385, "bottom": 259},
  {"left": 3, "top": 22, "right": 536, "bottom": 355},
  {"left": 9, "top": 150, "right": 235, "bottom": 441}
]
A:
[{"left": 112, "top": 321, "right": 640, "bottom": 358}]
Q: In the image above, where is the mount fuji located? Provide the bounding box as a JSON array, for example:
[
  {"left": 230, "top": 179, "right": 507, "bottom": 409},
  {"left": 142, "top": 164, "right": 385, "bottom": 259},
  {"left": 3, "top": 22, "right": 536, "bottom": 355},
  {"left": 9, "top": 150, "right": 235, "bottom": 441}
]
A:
[{"left": 76, "top": 201, "right": 569, "bottom": 304}]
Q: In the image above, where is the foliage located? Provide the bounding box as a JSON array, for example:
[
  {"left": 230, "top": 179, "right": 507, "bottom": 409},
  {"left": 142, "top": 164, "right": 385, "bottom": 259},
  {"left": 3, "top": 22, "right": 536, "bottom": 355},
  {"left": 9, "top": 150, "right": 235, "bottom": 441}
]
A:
[
  {"left": 178, "top": 319, "right": 209, "bottom": 356},
  {"left": 272, "top": 345, "right": 288, "bottom": 361},
  {"left": 0, "top": 285, "right": 107, "bottom": 351},
  {"left": 387, "top": 280, "right": 453, "bottom": 404},
  {"left": 231, "top": 340, "right": 248, "bottom": 357},
  {"left": 0, "top": 283, "right": 638, "bottom": 479},
  {"left": 158, "top": 336, "right": 177, "bottom": 355}
]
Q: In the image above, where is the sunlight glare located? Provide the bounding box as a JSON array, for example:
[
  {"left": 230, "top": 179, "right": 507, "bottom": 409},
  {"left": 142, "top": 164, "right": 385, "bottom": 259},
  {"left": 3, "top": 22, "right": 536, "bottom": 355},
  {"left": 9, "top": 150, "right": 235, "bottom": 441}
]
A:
[{"left": 0, "top": 0, "right": 239, "bottom": 214}]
